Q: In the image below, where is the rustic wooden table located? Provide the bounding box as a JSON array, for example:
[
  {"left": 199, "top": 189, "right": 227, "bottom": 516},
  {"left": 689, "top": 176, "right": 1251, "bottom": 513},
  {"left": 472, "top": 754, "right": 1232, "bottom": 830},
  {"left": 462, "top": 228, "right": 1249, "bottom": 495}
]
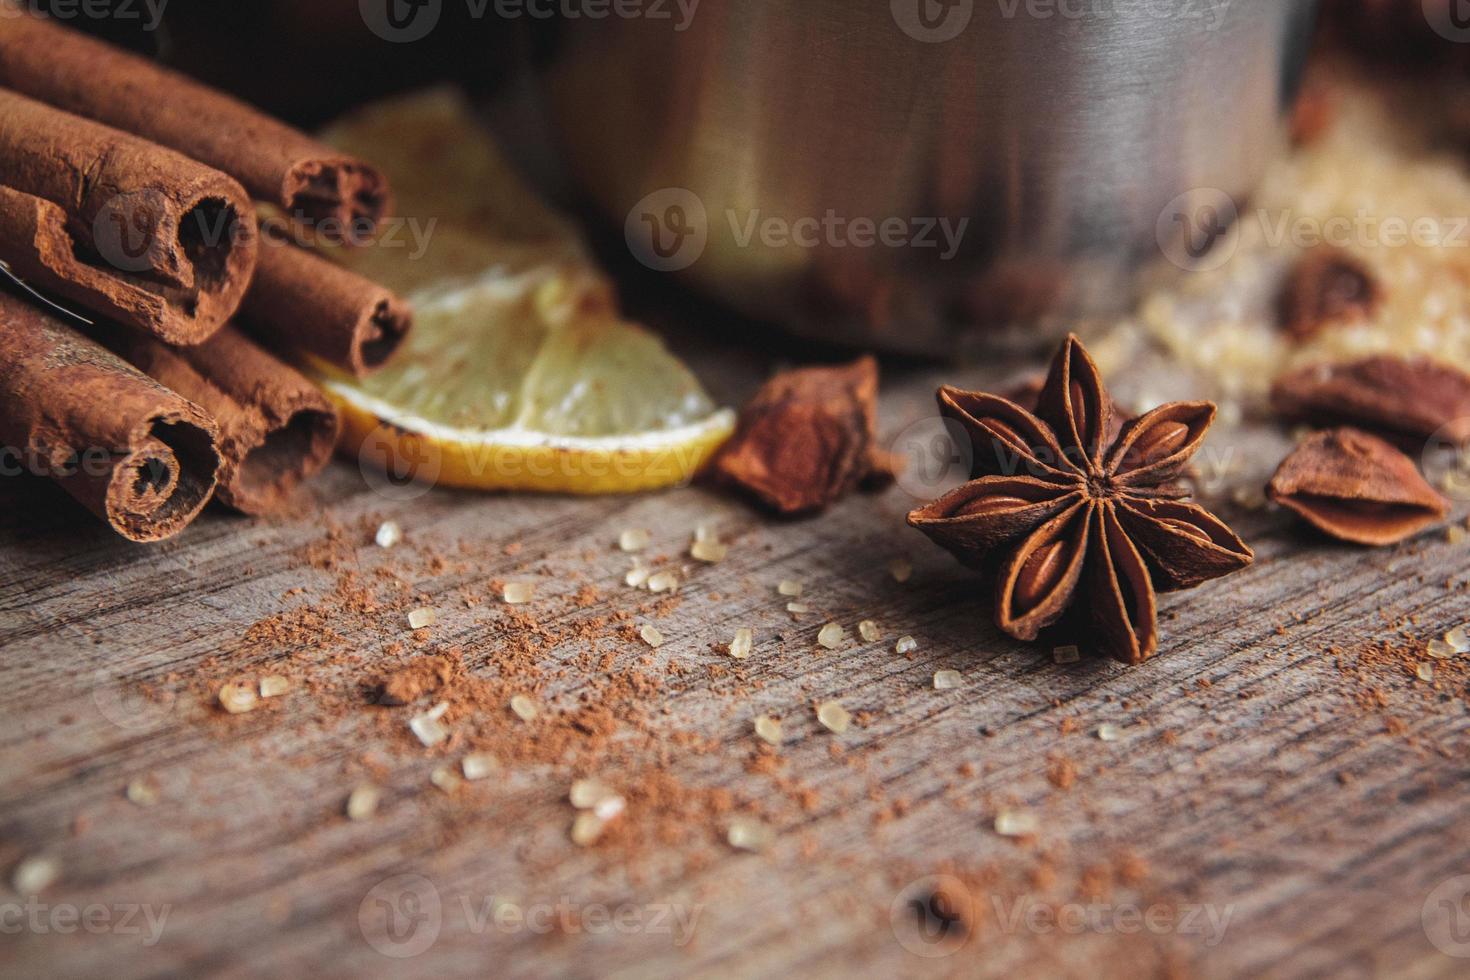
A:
[{"left": 2, "top": 295, "right": 1469, "bottom": 980}]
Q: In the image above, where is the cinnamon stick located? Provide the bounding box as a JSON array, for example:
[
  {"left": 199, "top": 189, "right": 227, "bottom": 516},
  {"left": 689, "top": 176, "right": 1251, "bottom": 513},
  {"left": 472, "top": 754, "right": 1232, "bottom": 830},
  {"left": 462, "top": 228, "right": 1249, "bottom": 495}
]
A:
[
  {"left": 0, "top": 9, "right": 390, "bottom": 240},
  {"left": 242, "top": 235, "right": 412, "bottom": 377},
  {"left": 0, "top": 292, "right": 220, "bottom": 542},
  {"left": 0, "top": 90, "right": 257, "bottom": 345},
  {"left": 112, "top": 326, "right": 341, "bottom": 515}
]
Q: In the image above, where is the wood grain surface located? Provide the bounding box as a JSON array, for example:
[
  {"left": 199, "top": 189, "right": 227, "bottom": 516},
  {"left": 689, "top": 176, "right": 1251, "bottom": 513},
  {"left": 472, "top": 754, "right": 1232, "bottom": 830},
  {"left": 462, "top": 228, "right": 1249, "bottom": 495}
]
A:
[{"left": 1, "top": 330, "right": 1469, "bottom": 980}]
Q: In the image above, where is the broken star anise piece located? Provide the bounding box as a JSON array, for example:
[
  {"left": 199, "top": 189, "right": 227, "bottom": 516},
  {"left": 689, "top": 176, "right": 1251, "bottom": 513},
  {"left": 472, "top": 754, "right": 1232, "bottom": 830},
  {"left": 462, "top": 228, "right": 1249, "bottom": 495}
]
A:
[
  {"left": 908, "top": 334, "right": 1253, "bottom": 665},
  {"left": 1271, "top": 355, "right": 1470, "bottom": 446},
  {"left": 1266, "top": 427, "right": 1449, "bottom": 546}
]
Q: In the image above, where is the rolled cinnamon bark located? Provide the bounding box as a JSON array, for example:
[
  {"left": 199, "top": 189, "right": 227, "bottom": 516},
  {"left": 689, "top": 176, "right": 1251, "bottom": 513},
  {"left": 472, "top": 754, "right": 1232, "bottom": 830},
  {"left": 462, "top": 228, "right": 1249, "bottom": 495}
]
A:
[
  {"left": 242, "top": 235, "right": 412, "bottom": 377},
  {"left": 0, "top": 91, "right": 257, "bottom": 345},
  {"left": 0, "top": 9, "right": 390, "bottom": 240},
  {"left": 0, "top": 292, "right": 220, "bottom": 542},
  {"left": 112, "top": 326, "right": 341, "bottom": 515}
]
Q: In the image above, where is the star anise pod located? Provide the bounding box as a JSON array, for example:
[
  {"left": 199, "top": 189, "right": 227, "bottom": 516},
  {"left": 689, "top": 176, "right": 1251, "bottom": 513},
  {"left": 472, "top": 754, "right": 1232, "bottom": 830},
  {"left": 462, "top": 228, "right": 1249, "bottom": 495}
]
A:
[{"left": 908, "top": 335, "right": 1254, "bottom": 664}]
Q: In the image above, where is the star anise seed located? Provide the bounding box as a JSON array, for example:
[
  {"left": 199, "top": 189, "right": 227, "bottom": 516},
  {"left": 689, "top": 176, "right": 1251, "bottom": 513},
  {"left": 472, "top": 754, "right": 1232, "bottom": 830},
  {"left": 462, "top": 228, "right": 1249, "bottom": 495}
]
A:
[{"left": 909, "top": 334, "right": 1254, "bottom": 664}]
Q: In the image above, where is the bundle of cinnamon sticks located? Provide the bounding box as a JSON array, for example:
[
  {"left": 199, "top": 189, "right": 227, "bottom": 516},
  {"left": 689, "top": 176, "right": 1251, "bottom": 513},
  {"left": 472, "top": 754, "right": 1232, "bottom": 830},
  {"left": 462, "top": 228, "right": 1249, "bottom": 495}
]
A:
[{"left": 0, "top": 8, "right": 413, "bottom": 542}]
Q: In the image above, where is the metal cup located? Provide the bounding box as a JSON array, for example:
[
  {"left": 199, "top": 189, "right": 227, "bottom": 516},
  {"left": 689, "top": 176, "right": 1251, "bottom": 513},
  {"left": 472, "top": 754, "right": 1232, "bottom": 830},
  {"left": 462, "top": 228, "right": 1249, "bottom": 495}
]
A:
[{"left": 536, "top": 0, "right": 1318, "bottom": 354}]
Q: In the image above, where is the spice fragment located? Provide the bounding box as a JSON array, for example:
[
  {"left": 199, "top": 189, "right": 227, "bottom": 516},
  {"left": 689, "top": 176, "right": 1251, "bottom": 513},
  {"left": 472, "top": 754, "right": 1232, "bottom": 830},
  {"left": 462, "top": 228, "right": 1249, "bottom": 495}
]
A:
[{"left": 1052, "top": 645, "right": 1081, "bottom": 664}]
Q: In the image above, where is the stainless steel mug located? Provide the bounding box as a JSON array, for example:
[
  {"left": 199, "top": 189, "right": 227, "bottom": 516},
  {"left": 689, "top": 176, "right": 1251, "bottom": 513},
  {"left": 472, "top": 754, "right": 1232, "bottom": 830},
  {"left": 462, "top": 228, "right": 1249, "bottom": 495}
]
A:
[{"left": 535, "top": 0, "right": 1318, "bottom": 355}]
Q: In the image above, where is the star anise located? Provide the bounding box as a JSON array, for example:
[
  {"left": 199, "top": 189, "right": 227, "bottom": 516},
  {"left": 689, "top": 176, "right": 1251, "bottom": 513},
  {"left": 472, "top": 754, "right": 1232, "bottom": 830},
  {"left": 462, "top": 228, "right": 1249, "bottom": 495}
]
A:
[{"left": 907, "top": 335, "right": 1254, "bottom": 664}]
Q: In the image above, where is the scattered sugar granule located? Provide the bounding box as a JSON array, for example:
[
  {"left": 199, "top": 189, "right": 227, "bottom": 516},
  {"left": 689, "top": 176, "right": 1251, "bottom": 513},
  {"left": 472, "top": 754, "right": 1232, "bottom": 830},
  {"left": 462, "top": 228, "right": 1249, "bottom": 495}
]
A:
[
  {"left": 625, "top": 564, "right": 651, "bottom": 588},
  {"left": 694, "top": 523, "right": 719, "bottom": 543},
  {"left": 1449, "top": 524, "right": 1468, "bottom": 546},
  {"left": 729, "top": 628, "right": 753, "bottom": 660},
  {"left": 570, "top": 812, "right": 607, "bottom": 847},
  {"left": 407, "top": 607, "right": 436, "bottom": 630},
  {"left": 618, "top": 528, "right": 650, "bottom": 552},
  {"left": 461, "top": 754, "right": 499, "bottom": 781},
  {"left": 11, "top": 856, "right": 59, "bottom": 894},
  {"left": 933, "top": 669, "right": 963, "bottom": 690},
  {"left": 409, "top": 702, "right": 450, "bottom": 747},
  {"left": 1428, "top": 638, "right": 1455, "bottom": 660},
  {"left": 1097, "top": 724, "right": 1123, "bottom": 742},
  {"left": 218, "top": 682, "right": 257, "bottom": 715},
  {"left": 125, "top": 778, "right": 159, "bottom": 807},
  {"left": 1052, "top": 645, "right": 1081, "bottom": 664},
  {"left": 570, "top": 778, "right": 614, "bottom": 809},
  {"left": 374, "top": 521, "right": 402, "bottom": 548},
  {"left": 895, "top": 636, "right": 918, "bottom": 655},
  {"left": 510, "top": 694, "right": 539, "bottom": 722},
  {"left": 727, "top": 816, "right": 774, "bottom": 852},
  {"left": 889, "top": 558, "right": 913, "bottom": 583},
  {"left": 754, "top": 715, "right": 782, "bottom": 745},
  {"left": 430, "top": 766, "right": 461, "bottom": 794},
  {"left": 1445, "top": 625, "right": 1470, "bottom": 653},
  {"left": 858, "top": 620, "right": 881, "bottom": 642},
  {"left": 640, "top": 624, "right": 665, "bottom": 648},
  {"left": 1418, "top": 662, "right": 1435, "bottom": 683},
  {"left": 994, "top": 809, "right": 1039, "bottom": 837},
  {"left": 346, "top": 785, "right": 381, "bottom": 821},
  {"left": 778, "top": 580, "right": 803, "bottom": 597},
  {"left": 816, "top": 700, "right": 851, "bottom": 734},
  {"left": 647, "top": 570, "right": 680, "bottom": 593},
  {"left": 817, "top": 623, "right": 846, "bottom": 649},
  {"left": 259, "top": 675, "right": 289, "bottom": 698},
  {"left": 690, "top": 538, "right": 728, "bottom": 563},
  {"left": 786, "top": 601, "right": 810, "bottom": 615},
  {"left": 503, "top": 582, "right": 534, "bottom": 604}
]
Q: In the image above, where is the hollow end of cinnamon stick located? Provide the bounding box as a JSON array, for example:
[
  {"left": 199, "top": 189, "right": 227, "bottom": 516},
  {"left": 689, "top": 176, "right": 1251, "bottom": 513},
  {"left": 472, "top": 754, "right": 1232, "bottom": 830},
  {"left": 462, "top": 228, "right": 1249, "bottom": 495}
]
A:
[
  {"left": 87, "top": 413, "right": 220, "bottom": 543},
  {"left": 113, "top": 326, "right": 341, "bottom": 515},
  {"left": 282, "top": 157, "right": 392, "bottom": 244},
  {"left": 0, "top": 92, "right": 258, "bottom": 345},
  {"left": 242, "top": 238, "right": 412, "bottom": 377}
]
